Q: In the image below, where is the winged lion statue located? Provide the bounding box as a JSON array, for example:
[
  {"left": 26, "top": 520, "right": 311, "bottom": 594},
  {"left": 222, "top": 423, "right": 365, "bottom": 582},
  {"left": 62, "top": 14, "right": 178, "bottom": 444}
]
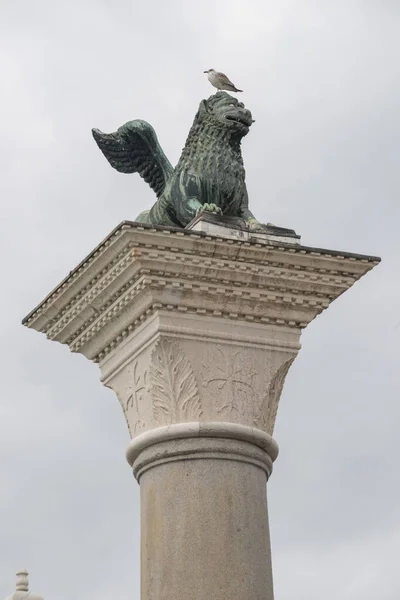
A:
[{"left": 92, "top": 92, "right": 261, "bottom": 229}]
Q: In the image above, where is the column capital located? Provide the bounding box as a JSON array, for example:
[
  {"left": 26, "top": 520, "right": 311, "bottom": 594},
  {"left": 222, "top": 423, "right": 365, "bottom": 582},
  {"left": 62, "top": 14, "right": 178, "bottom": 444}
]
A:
[{"left": 104, "top": 319, "right": 298, "bottom": 438}]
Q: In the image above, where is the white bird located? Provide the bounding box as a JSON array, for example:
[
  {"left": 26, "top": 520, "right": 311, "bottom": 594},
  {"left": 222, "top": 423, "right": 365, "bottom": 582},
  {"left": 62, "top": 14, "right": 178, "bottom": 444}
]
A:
[{"left": 204, "top": 69, "right": 243, "bottom": 93}]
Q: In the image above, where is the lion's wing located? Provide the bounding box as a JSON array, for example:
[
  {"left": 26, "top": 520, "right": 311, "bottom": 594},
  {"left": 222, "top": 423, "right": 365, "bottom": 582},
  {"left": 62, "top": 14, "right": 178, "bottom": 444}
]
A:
[{"left": 92, "top": 120, "right": 173, "bottom": 198}]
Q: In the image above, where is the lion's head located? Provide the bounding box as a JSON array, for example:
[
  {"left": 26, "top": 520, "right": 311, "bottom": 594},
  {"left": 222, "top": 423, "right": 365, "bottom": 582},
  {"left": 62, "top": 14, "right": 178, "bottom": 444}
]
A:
[{"left": 197, "top": 92, "right": 255, "bottom": 138}]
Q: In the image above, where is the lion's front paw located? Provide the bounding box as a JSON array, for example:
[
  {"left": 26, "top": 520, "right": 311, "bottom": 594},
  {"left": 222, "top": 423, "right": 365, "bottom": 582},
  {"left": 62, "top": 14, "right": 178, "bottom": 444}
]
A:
[{"left": 196, "top": 203, "right": 223, "bottom": 216}]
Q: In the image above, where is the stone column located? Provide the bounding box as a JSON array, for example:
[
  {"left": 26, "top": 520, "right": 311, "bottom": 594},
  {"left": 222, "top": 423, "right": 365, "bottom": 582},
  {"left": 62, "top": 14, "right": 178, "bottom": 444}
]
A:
[
  {"left": 23, "top": 218, "right": 380, "bottom": 600},
  {"left": 132, "top": 427, "right": 276, "bottom": 599}
]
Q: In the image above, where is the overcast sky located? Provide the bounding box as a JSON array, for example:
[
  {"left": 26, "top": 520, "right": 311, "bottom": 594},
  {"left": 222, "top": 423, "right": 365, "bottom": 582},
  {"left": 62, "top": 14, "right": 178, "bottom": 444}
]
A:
[{"left": 1, "top": 1, "right": 399, "bottom": 599}]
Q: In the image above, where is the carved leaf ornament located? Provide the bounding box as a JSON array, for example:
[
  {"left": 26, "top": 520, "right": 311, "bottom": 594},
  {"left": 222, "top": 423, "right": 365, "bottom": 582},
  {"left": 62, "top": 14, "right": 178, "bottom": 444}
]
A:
[
  {"left": 258, "top": 357, "right": 294, "bottom": 433},
  {"left": 150, "top": 339, "right": 202, "bottom": 425}
]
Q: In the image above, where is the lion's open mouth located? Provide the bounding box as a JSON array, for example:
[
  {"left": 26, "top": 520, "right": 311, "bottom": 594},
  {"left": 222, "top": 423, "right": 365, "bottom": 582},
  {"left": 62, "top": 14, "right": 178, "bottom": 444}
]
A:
[{"left": 225, "top": 114, "right": 253, "bottom": 127}]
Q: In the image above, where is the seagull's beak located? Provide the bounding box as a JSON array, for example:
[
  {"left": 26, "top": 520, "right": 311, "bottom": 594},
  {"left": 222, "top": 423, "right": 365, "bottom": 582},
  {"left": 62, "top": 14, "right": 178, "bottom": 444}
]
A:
[{"left": 203, "top": 70, "right": 208, "bottom": 73}]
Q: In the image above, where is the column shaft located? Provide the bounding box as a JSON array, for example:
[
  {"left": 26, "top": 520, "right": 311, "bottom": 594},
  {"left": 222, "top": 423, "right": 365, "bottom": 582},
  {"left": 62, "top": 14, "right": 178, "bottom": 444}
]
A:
[{"left": 129, "top": 430, "right": 277, "bottom": 600}]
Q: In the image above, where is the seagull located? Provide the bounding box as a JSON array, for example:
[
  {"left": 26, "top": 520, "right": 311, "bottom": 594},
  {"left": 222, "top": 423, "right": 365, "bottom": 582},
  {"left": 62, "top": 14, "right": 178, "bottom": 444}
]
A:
[{"left": 204, "top": 69, "right": 243, "bottom": 93}]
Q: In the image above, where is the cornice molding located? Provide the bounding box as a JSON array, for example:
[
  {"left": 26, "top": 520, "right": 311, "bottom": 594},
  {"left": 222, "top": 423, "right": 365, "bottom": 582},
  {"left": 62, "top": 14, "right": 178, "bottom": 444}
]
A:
[{"left": 23, "top": 221, "right": 380, "bottom": 364}]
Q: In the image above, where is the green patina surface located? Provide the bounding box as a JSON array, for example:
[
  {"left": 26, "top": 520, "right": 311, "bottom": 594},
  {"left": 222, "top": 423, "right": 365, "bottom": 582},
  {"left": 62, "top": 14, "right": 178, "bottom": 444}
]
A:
[{"left": 92, "top": 92, "right": 260, "bottom": 229}]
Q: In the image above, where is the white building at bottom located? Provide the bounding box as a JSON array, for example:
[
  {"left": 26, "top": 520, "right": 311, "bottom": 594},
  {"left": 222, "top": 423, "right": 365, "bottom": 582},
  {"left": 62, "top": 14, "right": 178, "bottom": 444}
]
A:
[{"left": 4, "top": 571, "right": 43, "bottom": 600}]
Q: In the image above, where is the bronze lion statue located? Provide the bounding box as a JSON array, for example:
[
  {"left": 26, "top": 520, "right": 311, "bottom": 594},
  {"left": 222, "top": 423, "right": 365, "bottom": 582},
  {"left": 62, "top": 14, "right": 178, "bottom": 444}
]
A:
[{"left": 92, "top": 92, "right": 260, "bottom": 228}]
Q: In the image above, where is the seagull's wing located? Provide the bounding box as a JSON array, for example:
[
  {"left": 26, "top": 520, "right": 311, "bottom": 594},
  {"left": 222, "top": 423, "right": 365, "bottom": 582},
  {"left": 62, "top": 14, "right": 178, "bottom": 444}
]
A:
[
  {"left": 216, "top": 71, "right": 236, "bottom": 86},
  {"left": 92, "top": 120, "right": 173, "bottom": 198}
]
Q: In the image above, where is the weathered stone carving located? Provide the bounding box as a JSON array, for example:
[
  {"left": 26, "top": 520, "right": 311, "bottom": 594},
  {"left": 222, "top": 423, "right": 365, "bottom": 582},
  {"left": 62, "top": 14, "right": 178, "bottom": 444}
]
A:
[
  {"left": 92, "top": 93, "right": 260, "bottom": 228},
  {"left": 150, "top": 338, "right": 202, "bottom": 425},
  {"left": 202, "top": 346, "right": 258, "bottom": 420},
  {"left": 256, "top": 357, "right": 295, "bottom": 434},
  {"left": 114, "top": 360, "right": 148, "bottom": 436},
  {"left": 126, "top": 361, "right": 148, "bottom": 435}
]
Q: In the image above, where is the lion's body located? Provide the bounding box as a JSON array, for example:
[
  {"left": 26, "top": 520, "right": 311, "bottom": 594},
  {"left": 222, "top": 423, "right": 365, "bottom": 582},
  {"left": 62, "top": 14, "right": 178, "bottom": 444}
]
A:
[{"left": 138, "top": 119, "right": 249, "bottom": 227}]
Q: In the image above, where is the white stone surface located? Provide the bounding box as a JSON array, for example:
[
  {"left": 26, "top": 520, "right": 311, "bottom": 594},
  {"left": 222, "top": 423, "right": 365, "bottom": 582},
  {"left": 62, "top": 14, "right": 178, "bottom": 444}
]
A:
[
  {"left": 23, "top": 221, "right": 380, "bottom": 600},
  {"left": 187, "top": 215, "right": 301, "bottom": 245}
]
